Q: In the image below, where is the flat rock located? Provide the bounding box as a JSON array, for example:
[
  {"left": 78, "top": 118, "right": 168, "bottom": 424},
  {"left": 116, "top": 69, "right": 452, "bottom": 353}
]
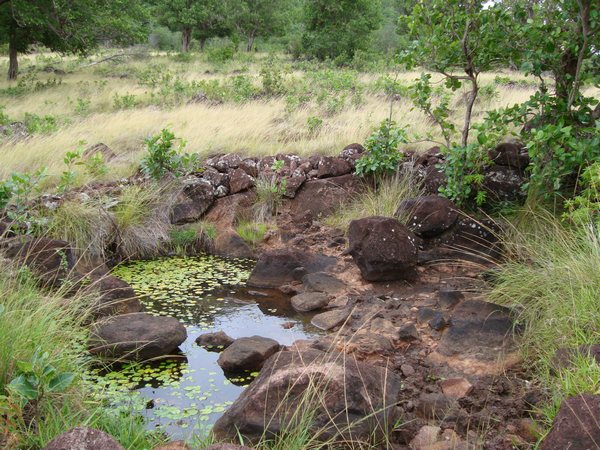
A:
[
  {"left": 195, "top": 331, "right": 235, "bottom": 350},
  {"left": 439, "top": 377, "right": 473, "bottom": 399},
  {"left": 212, "top": 349, "right": 402, "bottom": 444},
  {"left": 311, "top": 308, "right": 350, "bottom": 330},
  {"left": 247, "top": 249, "right": 336, "bottom": 288},
  {"left": 539, "top": 394, "right": 600, "bottom": 450},
  {"left": 217, "top": 336, "right": 280, "bottom": 372},
  {"left": 43, "top": 427, "right": 124, "bottom": 450},
  {"left": 291, "top": 292, "right": 329, "bottom": 312},
  {"left": 301, "top": 272, "right": 346, "bottom": 294},
  {"left": 89, "top": 313, "right": 187, "bottom": 361}
]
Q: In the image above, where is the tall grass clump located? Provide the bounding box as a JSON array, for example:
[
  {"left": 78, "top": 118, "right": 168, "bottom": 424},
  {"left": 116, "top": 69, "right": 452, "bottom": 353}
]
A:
[
  {"left": 0, "top": 262, "right": 159, "bottom": 448},
  {"left": 326, "top": 169, "right": 423, "bottom": 230},
  {"left": 111, "top": 183, "right": 173, "bottom": 259},
  {"left": 488, "top": 210, "right": 600, "bottom": 424}
]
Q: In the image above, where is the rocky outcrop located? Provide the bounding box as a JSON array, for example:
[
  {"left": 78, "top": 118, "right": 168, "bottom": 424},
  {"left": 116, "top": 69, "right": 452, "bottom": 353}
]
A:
[
  {"left": 539, "top": 394, "right": 600, "bottom": 450},
  {"left": 213, "top": 349, "right": 402, "bottom": 444},
  {"left": 247, "top": 249, "right": 336, "bottom": 288},
  {"left": 347, "top": 217, "right": 419, "bottom": 281},
  {"left": 217, "top": 336, "right": 280, "bottom": 372},
  {"left": 171, "top": 178, "right": 215, "bottom": 225},
  {"left": 396, "top": 195, "right": 459, "bottom": 238},
  {"left": 89, "top": 312, "right": 187, "bottom": 361},
  {"left": 43, "top": 427, "right": 124, "bottom": 450},
  {"left": 1, "top": 237, "right": 75, "bottom": 288}
]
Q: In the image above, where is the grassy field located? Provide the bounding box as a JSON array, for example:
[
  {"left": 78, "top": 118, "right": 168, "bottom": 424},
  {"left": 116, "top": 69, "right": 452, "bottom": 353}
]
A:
[{"left": 0, "top": 50, "right": 545, "bottom": 187}]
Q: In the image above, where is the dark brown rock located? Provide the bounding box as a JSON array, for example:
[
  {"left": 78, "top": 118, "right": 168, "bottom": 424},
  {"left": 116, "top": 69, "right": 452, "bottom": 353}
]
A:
[
  {"left": 213, "top": 349, "right": 402, "bottom": 444},
  {"left": 316, "top": 156, "right": 352, "bottom": 178},
  {"left": 196, "top": 331, "right": 235, "bottom": 350},
  {"left": 283, "top": 174, "right": 306, "bottom": 198},
  {"left": 213, "top": 231, "right": 254, "bottom": 258},
  {"left": 397, "top": 323, "right": 419, "bottom": 341},
  {"left": 539, "top": 394, "right": 600, "bottom": 450},
  {"left": 247, "top": 249, "right": 336, "bottom": 288},
  {"left": 42, "top": 427, "right": 124, "bottom": 450},
  {"left": 347, "top": 216, "right": 419, "bottom": 281},
  {"left": 301, "top": 272, "right": 345, "bottom": 294},
  {"left": 339, "top": 143, "right": 365, "bottom": 163},
  {"left": 482, "top": 164, "right": 526, "bottom": 203},
  {"left": 291, "top": 292, "right": 329, "bottom": 312},
  {"left": 228, "top": 168, "right": 255, "bottom": 194},
  {"left": 551, "top": 345, "right": 600, "bottom": 373},
  {"left": 217, "top": 336, "right": 280, "bottom": 372},
  {"left": 396, "top": 195, "right": 459, "bottom": 238},
  {"left": 416, "top": 393, "right": 459, "bottom": 420},
  {"left": 90, "top": 275, "right": 143, "bottom": 318},
  {"left": 290, "top": 174, "right": 362, "bottom": 221},
  {"left": 488, "top": 142, "right": 529, "bottom": 172},
  {"left": 89, "top": 312, "right": 187, "bottom": 361}
]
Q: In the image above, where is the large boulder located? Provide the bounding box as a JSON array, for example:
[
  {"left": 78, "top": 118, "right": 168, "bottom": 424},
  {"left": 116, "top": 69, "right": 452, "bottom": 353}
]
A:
[
  {"left": 89, "top": 275, "right": 143, "bottom": 318},
  {"left": 316, "top": 156, "right": 353, "bottom": 178},
  {"left": 171, "top": 178, "right": 215, "bottom": 225},
  {"left": 396, "top": 195, "right": 459, "bottom": 238},
  {"left": 488, "top": 142, "right": 529, "bottom": 173},
  {"left": 539, "top": 394, "right": 600, "bottom": 450},
  {"left": 347, "top": 217, "right": 419, "bottom": 281},
  {"left": 482, "top": 165, "right": 526, "bottom": 203},
  {"left": 290, "top": 174, "right": 362, "bottom": 221},
  {"left": 1, "top": 237, "right": 75, "bottom": 288},
  {"left": 89, "top": 312, "right": 187, "bottom": 361},
  {"left": 213, "top": 349, "right": 402, "bottom": 444},
  {"left": 301, "top": 272, "right": 346, "bottom": 294},
  {"left": 43, "top": 427, "right": 124, "bottom": 450},
  {"left": 217, "top": 336, "right": 280, "bottom": 372},
  {"left": 228, "top": 168, "right": 255, "bottom": 194},
  {"left": 247, "top": 249, "right": 336, "bottom": 288}
]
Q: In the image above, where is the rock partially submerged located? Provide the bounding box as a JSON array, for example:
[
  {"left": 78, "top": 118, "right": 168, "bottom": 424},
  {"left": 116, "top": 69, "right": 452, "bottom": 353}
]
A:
[
  {"left": 195, "top": 331, "right": 235, "bottom": 350},
  {"left": 213, "top": 349, "right": 402, "bottom": 444},
  {"left": 291, "top": 292, "right": 329, "bottom": 312},
  {"left": 89, "top": 313, "right": 187, "bottom": 361},
  {"left": 217, "top": 336, "right": 280, "bottom": 372}
]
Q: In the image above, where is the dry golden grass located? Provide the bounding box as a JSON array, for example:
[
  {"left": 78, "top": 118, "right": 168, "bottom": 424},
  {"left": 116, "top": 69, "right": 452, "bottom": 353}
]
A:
[{"left": 1, "top": 51, "right": 596, "bottom": 187}]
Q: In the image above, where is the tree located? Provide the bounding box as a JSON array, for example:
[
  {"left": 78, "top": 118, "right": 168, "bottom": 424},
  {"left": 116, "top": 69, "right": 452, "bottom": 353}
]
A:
[
  {"left": 400, "top": 0, "right": 516, "bottom": 147},
  {"left": 156, "top": 0, "right": 229, "bottom": 52},
  {"left": 229, "top": 0, "right": 290, "bottom": 52},
  {"left": 0, "top": 0, "right": 147, "bottom": 80},
  {"left": 301, "top": 0, "right": 382, "bottom": 61}
]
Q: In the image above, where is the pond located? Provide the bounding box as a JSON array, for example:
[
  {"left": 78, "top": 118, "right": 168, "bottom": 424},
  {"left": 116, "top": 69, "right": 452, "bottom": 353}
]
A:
[{"left": 89, "top": 255, "right": 322, "bottom": 440}]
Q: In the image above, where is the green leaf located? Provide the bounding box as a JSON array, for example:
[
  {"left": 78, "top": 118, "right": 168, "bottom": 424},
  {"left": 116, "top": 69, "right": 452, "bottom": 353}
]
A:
[
  {"left": 8, "top": 374, "right": 38, "bottom": 400},
  {"left": 48, "top": 373, "right": 75, "bottom": 393}
]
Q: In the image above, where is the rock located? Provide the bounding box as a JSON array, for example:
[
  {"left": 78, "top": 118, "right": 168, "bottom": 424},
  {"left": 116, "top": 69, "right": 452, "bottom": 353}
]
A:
[
  {"left": 290, "top": 174, "right": 361, "bottom": 221},
  {"left": 316, "top": 156, "right": 352, "bottom": 178},
  {"left": 217, "top": 336, "right": 280, "bottom": 372},
  {"left": 339, "top": 143, "right": 365, "bottom": 163},
  {"left": 410, "top": 425, "right": 441, "bottom": 449},
  {"left": 551, "top": 344, "right": 600, "bottom": 373},
  {"left": 204, "top": 191, "right": 256, "bottom": 229},
  {"left": 228, "top": 168, "right": 255, "bottom": 194},
  {"left": 301, "top": 272, "right": 346, "bottom": 294},
  {"left": 347, "top": 217, "right": 419, "bottom": 281},
  {"left": 247, "top": 249, "right": 336, "bottom": 288},
  {"left": 43, "top": 427, "right": 124, "bottom": 450},
  {"left": 396, "top": 195, "right": 459, "bottom": 238},
  {"left": 171, "top": 178, "right": 215, "bottom": 224},
  {"left": 171, "top": 202, "right": 205, "bottom": 225},
  {"left": 482, "top": 165, "right": 526, "bottom": 203},
  {"left": 213, "top": 349, "right": 402, "bottom": 444},
  {"left": 438, "top": 289, "right": 464, "bottom": 309},
  {"left": 239, "top": 158, "right": 259, "bottom": 177},
  {"left": 283, "top": 174, "right": 306, "bottom": 198},
  {"left": 83, "top": 143, "right": 116, "bottom": 161},
  {"left": 202, "top": 166, "right": 230, "bottom": 190},
  {"left": 291, "top": 292, "right": 329, "bottom": 312},
  {"left": 430, "top": 299, "right": 519, "bottom": 374},
  {"left": 401, "top": 364, "right": 415, "bottom": 377},
  {"left": 311, "top": 308, "right": 350, "bottom": 331},
  {"left": 1, "top": 237, "right": 75, "bottom": 288},
  {"left": 398, "top": 323, "right": 420, "bottom": 341},
  {"left": 89, "top": 313, "right": 187, "bottom": 361},
  {"left": 488, "top": 142, "right": 529, "bottom": 172},
  {"left": 539, "top": 394, "right": 600, "bottom": 450},
  {"left": 439, "top": 378, "right": 473, "bottom": 399},
  {"left": 213, "top": 231, "right": 254, "bottom": 259},
  {"left": 196, "top": 331, "right": 235, "bottom": 350},
  {"left": 211, "top": 153, "right": 242, "bottom": 172},
  {"left": 153, "top": 441, "right": 191, "bottom": 450},
  {"left": 90, "top": 275, "right": 143, "bottom": 318},
  {"left": 416, "top": 393, "right": 458, "bottom": 420}
]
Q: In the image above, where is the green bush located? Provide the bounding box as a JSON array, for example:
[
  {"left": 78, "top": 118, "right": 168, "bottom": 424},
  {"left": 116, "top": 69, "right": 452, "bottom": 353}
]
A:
[
  {"left": 23, "top": 113, "right": 58, "bottom": 134},
  {"left": 355, "top": 119, "right": 407, "bottom": 179},
  {"left": 140, "top": 128, "right": 199, "bottom": 180}
]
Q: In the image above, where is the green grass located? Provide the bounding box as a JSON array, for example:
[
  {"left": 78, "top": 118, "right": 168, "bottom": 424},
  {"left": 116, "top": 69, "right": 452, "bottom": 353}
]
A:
[
  {"left": 235, "top": 220, "right": 269, "bottom": 248},
  {"left": 0, "top": 262, "right": 161, "bottom": 449},
  {"left": 325, "top": 170, "right": 423, "bottom": 230},
  {"left": 488, "top": 209, "right": 600, "bottom": 427}
]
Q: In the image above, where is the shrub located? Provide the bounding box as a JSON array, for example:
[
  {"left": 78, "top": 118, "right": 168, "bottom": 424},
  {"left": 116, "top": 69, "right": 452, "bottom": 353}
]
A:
[
  {"left": 235, "top": 220, "right": 269, "bottom": 248},
  {"left": 140, "top": 128, "right": 199, "bottom": 180},
  {"left": 355, "top": 119, "right": 407, "bottom": 180},
  {"left": 113, "top": 93, "right": 138, "bottom": 110},
  {"left": 563, "top": 161, "right": 600, "bottom": 228},
  {"left": 23, "top": 113, "right": 58, "bottom": 134},
  {"left": 205, "top": 44, "right": 236, "bottom": 65}
]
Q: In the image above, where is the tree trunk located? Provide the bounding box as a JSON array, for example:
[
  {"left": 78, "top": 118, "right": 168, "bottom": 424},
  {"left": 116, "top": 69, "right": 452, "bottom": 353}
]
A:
[
  {"left": 182, "top": 28, "right": 192, "bottom": 53},
  {"left": 8, "top": 33, "right": 18, "bottom": 80},
  {"left": 200, "top": 38, "right": 207, "bottom": 51},
  {"left": 246, "top": 31, "right": 256, "bottom": 52},
  {"left": 461, "top": 75, "right": 478, "bottom": 147}
]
